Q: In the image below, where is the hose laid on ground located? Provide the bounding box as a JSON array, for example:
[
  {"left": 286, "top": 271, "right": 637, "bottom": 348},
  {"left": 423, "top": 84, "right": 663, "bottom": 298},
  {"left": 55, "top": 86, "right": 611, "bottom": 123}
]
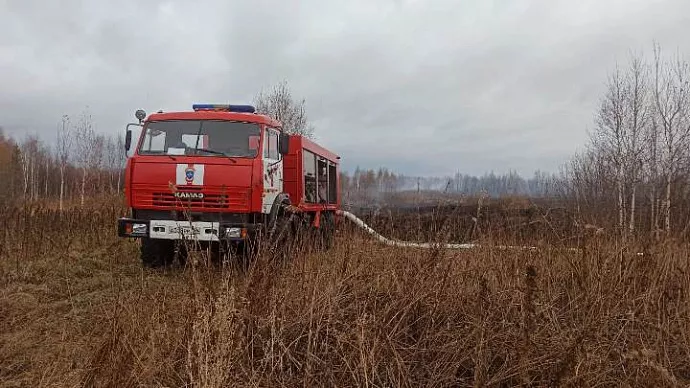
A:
[
  {"left": 336, "top": 209, "right": 586, "bottom": 253},
  {"left": 337, "top": 210, "right": 477, "bottom": 249}
]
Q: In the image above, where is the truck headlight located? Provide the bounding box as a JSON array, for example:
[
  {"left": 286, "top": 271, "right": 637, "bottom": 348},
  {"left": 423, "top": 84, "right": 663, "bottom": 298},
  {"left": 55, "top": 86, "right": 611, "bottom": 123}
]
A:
[
  {"left": 132, "top": 223, "right": 147, "bottom": 234},
  {"left": 225, "top": 227, "right": 241, "bottom": 238}
]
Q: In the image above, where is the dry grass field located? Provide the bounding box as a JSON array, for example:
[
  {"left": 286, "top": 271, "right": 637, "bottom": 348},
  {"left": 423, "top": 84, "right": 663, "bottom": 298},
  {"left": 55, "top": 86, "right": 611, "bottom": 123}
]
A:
[{"left": 1, "top": 198, "right": 689, "bottom": 387}]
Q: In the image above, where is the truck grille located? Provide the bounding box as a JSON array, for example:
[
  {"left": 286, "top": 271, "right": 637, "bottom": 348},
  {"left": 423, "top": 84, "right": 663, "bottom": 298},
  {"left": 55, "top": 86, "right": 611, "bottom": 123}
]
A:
[
  {"left": 152, "top": 192, "right": 228, "bottom": 209},
  {"left": 132, "top": 184, "right": 250, "bottom": 210}
]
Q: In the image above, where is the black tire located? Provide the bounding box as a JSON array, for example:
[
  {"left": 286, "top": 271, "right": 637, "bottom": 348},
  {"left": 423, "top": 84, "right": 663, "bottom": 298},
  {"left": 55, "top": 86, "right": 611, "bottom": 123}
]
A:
[
  {"left": 238, "top": 237, "right": 260, "bottom": 269},
  {"left": 267, "top": 212, "right": 296, "bottom": 262},
  {"left": 319, "top": 212, "right": 335, "bottom": 251},
  {"left": 213, "top": 237, "right": 258, "bottom": 271},
  {"left": 244, "top": 234, "right": 262, "bottom": 259},
  {"left": 140, "top": 238, "right": 175, "bottom": 268},
  {"left": 174, "top": 240, "right": 189, "bottom": 266}
]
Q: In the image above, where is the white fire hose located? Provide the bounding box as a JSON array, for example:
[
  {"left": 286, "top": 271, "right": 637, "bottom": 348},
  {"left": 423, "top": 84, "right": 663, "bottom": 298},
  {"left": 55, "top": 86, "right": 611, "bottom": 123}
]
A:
[
  {"left": 336, "top": 210, "right": 643, "bottom": 255},
  {"left": 337, "top": 210, "right": 480, "bottom": 249}
]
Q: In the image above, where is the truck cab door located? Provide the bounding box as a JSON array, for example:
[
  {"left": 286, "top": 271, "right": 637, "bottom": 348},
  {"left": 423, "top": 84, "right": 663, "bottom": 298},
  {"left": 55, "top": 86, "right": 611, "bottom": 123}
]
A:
[{"left": 261, "top": 127, "right": 283, "bottom": 214}]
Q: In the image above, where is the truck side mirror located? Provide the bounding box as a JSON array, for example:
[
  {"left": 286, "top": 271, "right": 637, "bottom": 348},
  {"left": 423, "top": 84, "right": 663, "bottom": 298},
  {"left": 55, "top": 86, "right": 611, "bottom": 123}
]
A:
[
  {"left": 125, "top": 122, "right": 143, "bottom": 155},
  {"left": 125, "top": 130, "right": 132, "bottom": 151},
  {"left": 278, "top": 133, "right": 290, "bottom": 155}
]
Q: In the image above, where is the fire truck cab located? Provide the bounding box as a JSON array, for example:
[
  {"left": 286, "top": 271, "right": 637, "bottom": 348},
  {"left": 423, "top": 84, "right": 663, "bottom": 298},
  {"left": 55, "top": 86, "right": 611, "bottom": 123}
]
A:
[{"left": 117, "top": 104, "right": 340, "bottom": 267}]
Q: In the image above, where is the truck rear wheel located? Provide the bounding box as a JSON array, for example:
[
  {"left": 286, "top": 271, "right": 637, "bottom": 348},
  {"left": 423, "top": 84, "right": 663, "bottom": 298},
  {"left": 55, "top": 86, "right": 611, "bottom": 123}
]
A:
[{"left": 319, "top": 211, "right": 335, "bottom": 251}]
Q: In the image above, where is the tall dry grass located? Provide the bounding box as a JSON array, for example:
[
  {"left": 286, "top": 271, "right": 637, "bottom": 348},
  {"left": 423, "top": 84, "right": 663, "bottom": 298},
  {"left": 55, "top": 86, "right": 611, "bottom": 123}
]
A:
[
  {"left": 1, "top": 199, "right": 689, "bottom": 387},
  {"left": 355, "top": 199, "right": 579, "bottom": 249}
]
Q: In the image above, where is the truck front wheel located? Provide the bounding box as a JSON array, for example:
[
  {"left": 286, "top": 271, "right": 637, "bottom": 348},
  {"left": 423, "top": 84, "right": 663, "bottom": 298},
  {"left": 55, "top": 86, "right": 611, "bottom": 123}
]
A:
[{"left": 140, "top": 238, "right": 177, "bottom": 268}]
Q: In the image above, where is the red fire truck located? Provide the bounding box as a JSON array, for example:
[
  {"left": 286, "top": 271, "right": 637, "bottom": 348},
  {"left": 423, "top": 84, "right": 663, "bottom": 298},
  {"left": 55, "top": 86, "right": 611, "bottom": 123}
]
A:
[{"left": 117, "top": 104, "right": 340, "bottom": 267}]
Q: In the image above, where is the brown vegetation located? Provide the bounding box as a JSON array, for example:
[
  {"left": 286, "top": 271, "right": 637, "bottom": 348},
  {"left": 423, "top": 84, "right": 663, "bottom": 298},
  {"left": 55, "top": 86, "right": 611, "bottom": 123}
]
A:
[
  {"left": 355, "top": 197, "right": 577, "bottom": 248},
  {"left": 2, "top": 198, "right": 689, "bottom": 387},
  {"left": 2, "top": 42, "right": 690, "bottom": 387}
]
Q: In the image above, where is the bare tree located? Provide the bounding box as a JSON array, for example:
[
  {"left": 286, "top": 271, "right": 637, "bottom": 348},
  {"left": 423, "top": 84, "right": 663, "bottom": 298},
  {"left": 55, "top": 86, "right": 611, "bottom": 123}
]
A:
[
  {"left": 0, "top": 129, "right": 15, "bottom": 200},
  {"left": 90, "top": 134, "right": 106, "bottom": 194},
  {"left": 587, "top": 52, "right": 652, "bottom": 236},
  {"left": 105, "top": 135, "right": 119, "bottom": 193},
  {"left": 652, "top": 43, "right": 690, "bottom": 234},
  {"left": 74, "top": 109, "right": 96, "bottom": 207},
  {"left": 253, "top": 80, "right": 315, "bottom": 138},
  {"left": 18, "top": 135, "right": 41, "bottom": 201},
  {"left": 623, "top": 53, "right": 651, "bottom": 233},
  {"left": 116, "top": 134, "right": 126, "bottom": 192},
  {"left": 644, "top": 114, "right": 662, "bottom": 236},
  {"left": 57, "top": 115, "right": 73, "bottom": 211},
  {"left": 591, "top": 63, "right": 628, "bottom": 232}
]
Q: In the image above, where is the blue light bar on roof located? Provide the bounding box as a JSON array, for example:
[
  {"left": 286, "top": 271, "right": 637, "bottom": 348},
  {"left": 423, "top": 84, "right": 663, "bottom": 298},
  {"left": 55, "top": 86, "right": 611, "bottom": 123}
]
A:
[{"left": 192, "top": 104, "right": 256, "bottom": 113}]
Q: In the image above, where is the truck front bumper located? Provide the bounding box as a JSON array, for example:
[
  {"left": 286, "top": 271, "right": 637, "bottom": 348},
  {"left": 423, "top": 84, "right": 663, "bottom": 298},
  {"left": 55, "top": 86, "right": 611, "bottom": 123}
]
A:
[{"left": 117, "top": 218, "right": 259, "bottom": 242}]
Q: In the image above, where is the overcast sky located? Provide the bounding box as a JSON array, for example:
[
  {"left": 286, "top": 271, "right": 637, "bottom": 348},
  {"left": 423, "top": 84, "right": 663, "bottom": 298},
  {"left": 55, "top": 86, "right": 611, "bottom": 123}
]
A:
[{"left": 2, "top": 0, "right": 689, "bottom": 177}]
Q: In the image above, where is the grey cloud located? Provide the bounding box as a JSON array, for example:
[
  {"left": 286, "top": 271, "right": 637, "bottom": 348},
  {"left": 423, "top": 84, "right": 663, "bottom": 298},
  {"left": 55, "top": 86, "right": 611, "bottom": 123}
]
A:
[{"left": 1, "top": 0, "right": 690, "bottom": 177}]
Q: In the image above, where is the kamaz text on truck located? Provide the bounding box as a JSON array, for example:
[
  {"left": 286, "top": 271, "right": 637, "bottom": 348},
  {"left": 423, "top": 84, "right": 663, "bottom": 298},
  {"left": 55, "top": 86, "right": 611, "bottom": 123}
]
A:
[{"left": 118, "top": 104, "right": 340, "bottom": 267}]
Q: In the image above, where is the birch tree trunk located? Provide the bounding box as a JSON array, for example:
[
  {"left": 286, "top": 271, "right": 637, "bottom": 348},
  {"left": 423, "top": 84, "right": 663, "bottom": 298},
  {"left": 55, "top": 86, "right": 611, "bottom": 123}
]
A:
[
  {"left": 44, "top": 158, "right": 49, "bottom": 198},
  {"left": 629, "top": 184, "right": 636, "bottom": 233},
  {"left": 664, "top": 173, "right": 671, "bottom": 232},
  {"left": 617, "top": 169, "right": 624, "bottom": 229},
  {"left": 81, "top": 167, "right": 87, "bottom": 207},
  {"left": 59, "top": 165, "right": 65, "bottom": 211},
  {"left": 650, "top": 190, "right": 655, "bottom": 232}
]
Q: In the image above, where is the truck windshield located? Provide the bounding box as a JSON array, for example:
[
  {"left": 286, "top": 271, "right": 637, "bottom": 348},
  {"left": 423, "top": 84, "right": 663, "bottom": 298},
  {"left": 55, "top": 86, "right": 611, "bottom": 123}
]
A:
[{"left": 137, "top": 120, "right": 261, "bottom": 158}]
